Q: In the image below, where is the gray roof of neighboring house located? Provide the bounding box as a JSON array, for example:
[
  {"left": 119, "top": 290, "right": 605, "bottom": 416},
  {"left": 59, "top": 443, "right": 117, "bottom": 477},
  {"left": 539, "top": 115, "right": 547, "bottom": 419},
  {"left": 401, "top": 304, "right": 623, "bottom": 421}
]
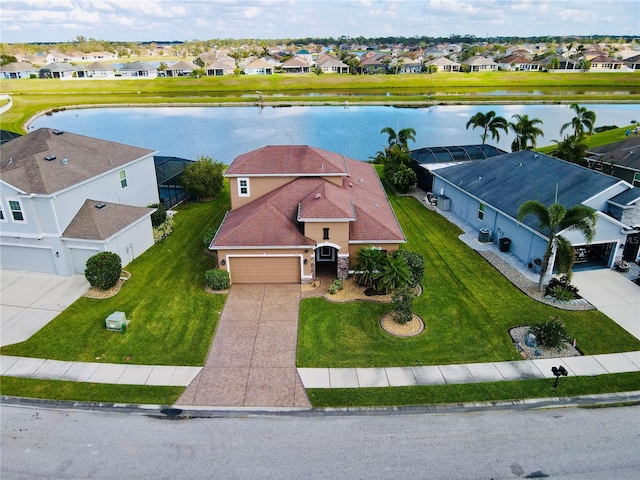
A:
[
  {"left": 0, "top": 62, "right": 38, "bottom": 72},
  {"left": 82, "top": 61, "right": 115, "bottom": 71},
  {"left": 62, "top": 199, "right": 153, "bottom": 240},
  {"left": 433, "top": 150, "right": 621, "bottom": 233},
  {"left": 586, "top": 136, "right": 640, "bottom": 171},
  {"left": 0, "top": 128, "right": 156, "bottom": 195},
  {"left": 39, "top": 62, "right": 77, "bottom": 72},
  {"left": 165, "top": 60, "right": 199, "bottom": 70},
  {"left": 120, "top": 61, "right": 156, "bottom": 70},
  {"left": 609, "top": 188, "right": 640, "bottom": 206}
]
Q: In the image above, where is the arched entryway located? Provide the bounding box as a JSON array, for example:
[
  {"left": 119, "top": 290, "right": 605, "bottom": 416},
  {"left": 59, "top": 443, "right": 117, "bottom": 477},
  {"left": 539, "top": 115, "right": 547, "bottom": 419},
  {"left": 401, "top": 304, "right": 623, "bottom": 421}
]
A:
[{"left": 314, "top": 243, "right": 339, "bottom": 280}]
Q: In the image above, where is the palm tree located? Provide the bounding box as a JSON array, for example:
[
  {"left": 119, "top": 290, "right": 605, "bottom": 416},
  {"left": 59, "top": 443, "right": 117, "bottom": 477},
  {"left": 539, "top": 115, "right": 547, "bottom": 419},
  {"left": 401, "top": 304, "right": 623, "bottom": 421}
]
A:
[
  {"left": 465, "top": 111, "right": 509, "bottom": 144},
  {"left": 518, "top": 199, "right": 597, "bottom": 291},
  {"left": 509, "top": 114, "right": 544, "bottom": 151},
  {"left": 355, "top": 246, "right": 385, "bottom": 288},
  {"left": 560, "top": 103, "right": 596, "bottom": 137},
  {"left": 380, "top": 126, "right": 417, "bottom": 151},
  {"left": 551, "top": 134, "right": 589, "bottom": 166}
]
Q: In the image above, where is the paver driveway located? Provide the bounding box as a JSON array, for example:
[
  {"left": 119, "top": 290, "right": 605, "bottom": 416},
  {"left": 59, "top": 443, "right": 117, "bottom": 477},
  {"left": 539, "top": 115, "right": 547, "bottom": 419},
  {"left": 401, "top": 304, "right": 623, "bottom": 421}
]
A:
[{"left": 177, "top": 284, "right": 311, "bottom": 408}]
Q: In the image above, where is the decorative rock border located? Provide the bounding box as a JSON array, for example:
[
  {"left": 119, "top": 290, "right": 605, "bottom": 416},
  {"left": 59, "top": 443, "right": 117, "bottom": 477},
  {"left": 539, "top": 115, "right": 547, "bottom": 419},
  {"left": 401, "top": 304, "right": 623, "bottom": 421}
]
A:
[
  {"left": 380, "top": 313, "right": 425, "bottom": 337},
  {"left": 83, "top": 270, "right": 131, "bottom": 299}
]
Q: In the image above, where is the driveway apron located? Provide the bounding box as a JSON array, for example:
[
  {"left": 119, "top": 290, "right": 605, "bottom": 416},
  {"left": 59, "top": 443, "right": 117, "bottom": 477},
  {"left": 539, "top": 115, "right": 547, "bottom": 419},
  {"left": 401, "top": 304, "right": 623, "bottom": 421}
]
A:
[{"left": 178, "top": 284, "right": 311, "bottom": 408}]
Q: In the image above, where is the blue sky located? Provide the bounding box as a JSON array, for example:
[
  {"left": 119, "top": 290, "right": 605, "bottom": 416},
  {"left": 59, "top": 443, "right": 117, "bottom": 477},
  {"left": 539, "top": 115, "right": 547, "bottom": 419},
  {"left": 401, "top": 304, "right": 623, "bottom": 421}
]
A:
[{"left": 1, "top": 0, "right": 637, "bottom": 44}]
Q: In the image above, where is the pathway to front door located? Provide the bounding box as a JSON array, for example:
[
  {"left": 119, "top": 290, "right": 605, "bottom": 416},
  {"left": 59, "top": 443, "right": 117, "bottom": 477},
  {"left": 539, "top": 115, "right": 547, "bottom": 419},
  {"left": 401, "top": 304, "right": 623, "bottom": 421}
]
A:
[{"left": 177, "top": 284, "right": 311, "bottom": 408}]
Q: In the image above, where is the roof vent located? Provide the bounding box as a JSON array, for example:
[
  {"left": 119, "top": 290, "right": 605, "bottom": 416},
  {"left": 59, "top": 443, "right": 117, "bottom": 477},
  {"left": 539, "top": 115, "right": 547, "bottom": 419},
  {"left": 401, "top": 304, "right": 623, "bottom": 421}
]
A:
[
  {"left": 61, "top": 158, "right": 68, "bottom": 164},
  {"left": 314, "top": 193, "right": 322, "bottom": 200},
  {"left": 53, "top": 130, "right": 64, "bottom": 135},
  {"left": 95, "top": 203, "right": 106, "bottom": 209},
  {"left": 359, "top": 178, "right": 364, "bottom": 183},
  {"left": 44, "top": 155, "right": 57, "bottom": 161},
  {"left": 348, "top": 182, "right": 353, "bottom": 187}
]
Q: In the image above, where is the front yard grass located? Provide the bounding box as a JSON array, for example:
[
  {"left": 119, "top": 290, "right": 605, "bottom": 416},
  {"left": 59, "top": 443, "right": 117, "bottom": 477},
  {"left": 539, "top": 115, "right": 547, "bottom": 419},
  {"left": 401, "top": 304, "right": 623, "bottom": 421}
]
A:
[
  {"left": 297, "top": 194, "right": 640, "bottom": 368},
  {"left": 0, "top": 195, "right": 230, "bottom": 365}
]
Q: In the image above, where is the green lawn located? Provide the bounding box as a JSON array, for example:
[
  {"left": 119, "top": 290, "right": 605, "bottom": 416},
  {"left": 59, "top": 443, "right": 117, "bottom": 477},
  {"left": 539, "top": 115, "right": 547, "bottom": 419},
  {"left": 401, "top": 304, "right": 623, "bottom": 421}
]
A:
[
  {"left": 0, "top": 195, "right": 230, "bottom": 365},
  {"left": 297, "top": 194, "right": 640, "bottom": 368}
]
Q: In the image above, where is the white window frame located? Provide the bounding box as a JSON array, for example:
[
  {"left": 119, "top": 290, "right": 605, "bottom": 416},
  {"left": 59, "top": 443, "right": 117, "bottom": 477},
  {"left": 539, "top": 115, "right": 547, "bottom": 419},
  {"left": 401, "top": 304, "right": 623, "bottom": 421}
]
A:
[
  {"left": 119, "top": 170, "right": 128, "bottom": 188},
  {"left": 238, "top": 178, "right": 250, "bottom": 197},
  {"left": 478, "top": 202, "right": 485, "bottom": 221},
  {"left": 7, "top": 197, "right": 26, "bottom": 223},
  {"left": 0, "top": 201, "right": 5, "bottom": 222}
]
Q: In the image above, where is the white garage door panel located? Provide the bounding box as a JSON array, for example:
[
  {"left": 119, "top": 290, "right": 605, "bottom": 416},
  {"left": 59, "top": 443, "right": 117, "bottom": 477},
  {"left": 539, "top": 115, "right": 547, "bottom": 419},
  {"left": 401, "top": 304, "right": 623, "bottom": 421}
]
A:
[
  {"left": 230, "top": 257, "right": 300, "bottom": 284},
  {"left": 69, "top": 248, "right": 100, "bottom": 274},
  {"left": 0, "top": 245, "right": 56, "bottom": 274}
]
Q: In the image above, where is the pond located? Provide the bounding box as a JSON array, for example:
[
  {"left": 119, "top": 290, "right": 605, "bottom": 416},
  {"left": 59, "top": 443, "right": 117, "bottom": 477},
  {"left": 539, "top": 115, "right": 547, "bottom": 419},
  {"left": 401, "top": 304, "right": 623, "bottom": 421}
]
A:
[{"left": 29, "top": 104, "right": 640, "bottom": 163}]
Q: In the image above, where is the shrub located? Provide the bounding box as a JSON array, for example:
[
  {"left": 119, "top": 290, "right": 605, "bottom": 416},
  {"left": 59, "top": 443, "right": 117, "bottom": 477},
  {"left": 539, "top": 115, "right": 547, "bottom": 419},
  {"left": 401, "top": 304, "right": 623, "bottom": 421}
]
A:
[
  {"left": 392, "top": 250, "right": 425, "bottom": 287},
  {"left": 375, "top": 254, "right": 412, "bottom": 294},
  {"left": 355, "top": 246, "right": 385, "bottom": 288},
  {"left": 544, "top": 275, "right": 579, "bottom": 299},
  {"left": 84, "top": 252, "right": 122, "bottom": 290},
  {"left": 391, "top": 287, "right": 417, "bottom": 324},
  {"left": 148, "top": 203, "right": 167, "bottom": 228},
  {"left": 528, "top": 317, "right": 570, "bottom": 351},
  {"left": 181, "top": 156, "right": 225, "bottom": 200},
  {"left": 203, "top": 226, "right": 217, "bottom": 246},
  {"left": 205, "top": 269, "right": 230, "bottom": 290},
  {"left": 153, "top": 217, "right": 174, "bottom": 242},
  {"left": 328, "top": 279, "right": 343, "bottom": 295}
]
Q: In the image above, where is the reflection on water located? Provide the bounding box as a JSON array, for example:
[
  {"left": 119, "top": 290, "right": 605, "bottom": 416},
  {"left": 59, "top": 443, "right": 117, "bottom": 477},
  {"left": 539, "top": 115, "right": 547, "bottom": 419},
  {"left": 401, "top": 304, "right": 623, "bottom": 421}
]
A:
[{"left": 29, "top": 104, "right": 640, "bottom": 163}]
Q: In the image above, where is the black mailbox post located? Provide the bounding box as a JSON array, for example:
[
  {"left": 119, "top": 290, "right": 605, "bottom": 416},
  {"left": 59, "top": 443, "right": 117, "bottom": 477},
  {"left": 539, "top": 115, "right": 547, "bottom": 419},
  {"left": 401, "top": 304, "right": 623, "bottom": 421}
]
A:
[{"left": 551, "top": 365, "right": 568, "bottom": 388}]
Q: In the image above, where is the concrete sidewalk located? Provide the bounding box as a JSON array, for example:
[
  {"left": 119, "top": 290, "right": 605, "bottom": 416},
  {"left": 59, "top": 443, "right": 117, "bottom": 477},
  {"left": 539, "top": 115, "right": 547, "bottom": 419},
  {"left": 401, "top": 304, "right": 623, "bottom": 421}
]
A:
[
  {"left": 298, "top": 351, "right": 640, "bottom": 389},
  {"left": 0, "top": 355, "right": 201, "bottom": 387}
]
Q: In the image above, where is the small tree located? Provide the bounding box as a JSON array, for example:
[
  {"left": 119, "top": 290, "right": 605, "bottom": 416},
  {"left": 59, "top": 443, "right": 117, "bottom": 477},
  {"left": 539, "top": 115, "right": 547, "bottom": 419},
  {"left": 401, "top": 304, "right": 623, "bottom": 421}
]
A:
[
  {"left": 148, "top": 203, "right": 167, "bottom": 228},
  {"left": 375, "top": 254, "right": 412, "bottom": 294},
  {"left": 391, "top": 164, "right": 417, "bottom": 193},
  {"left": 392, "top": 250, "right": 425, "bottom": 287},
  {"left": 181, "top": 156, "right": 225, "bottom": 201},
  {"left": 355, "top": 246, "right": 385, "bottom": 288},
  {"left": 391, "top": 286, "right": 417, "bottom": 324},
  {"left": 85, "top": 252, "right": 121, "bottom": 290}
]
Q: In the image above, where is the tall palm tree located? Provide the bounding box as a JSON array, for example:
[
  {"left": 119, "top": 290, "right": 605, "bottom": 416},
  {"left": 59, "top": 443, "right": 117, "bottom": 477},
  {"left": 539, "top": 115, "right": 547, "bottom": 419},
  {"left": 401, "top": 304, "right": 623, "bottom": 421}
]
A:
[
  {"left": 551, "top": 134, "right": 589, "bottom": 166},
  {"left": 560, "top": 103, "right": 596, "bottom": 137},
  {"left": 518, "top": 199, "right": 597, "bottom": 291},
  {"left": 465, "top": 110, "right": 509, "bottom": 144},
  {"left": 380, "top": 126, "right": 417, "bottom": 151},
  {"left": 509, "top": 114, "right": 544, "bottom": 151}
]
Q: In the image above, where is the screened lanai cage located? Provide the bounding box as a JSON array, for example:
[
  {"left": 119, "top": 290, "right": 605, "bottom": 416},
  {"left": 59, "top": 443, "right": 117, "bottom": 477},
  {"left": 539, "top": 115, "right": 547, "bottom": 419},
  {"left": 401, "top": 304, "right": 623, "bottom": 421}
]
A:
[{"left": 154, "top": 156, "right": 195, "bottom": 209}]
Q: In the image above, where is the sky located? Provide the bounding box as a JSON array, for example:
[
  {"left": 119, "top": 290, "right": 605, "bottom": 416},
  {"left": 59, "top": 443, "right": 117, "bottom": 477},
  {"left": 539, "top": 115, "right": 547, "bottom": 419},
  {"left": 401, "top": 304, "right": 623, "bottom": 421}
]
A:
[{"left": 1, "top": 0, "right": 638, "bottom": 44}]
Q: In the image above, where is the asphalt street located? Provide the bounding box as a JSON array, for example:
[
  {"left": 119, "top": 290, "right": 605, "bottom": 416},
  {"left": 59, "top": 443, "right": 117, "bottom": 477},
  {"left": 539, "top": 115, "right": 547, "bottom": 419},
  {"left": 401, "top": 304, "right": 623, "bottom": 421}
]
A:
[{"left": 1, "top": 404, "right": 639, "bottom": 479}]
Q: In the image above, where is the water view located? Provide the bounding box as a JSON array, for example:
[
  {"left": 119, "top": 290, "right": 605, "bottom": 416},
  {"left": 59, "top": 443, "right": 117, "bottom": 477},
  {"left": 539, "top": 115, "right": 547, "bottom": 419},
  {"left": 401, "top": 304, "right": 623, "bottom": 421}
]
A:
[{"left": 29, "top": 104, "right": 639, "bottom": 163}]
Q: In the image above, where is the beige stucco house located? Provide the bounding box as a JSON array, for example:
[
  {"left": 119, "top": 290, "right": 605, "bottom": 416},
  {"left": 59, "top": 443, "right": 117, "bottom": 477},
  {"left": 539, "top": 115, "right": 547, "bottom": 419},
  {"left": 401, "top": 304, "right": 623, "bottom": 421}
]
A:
[{"left": 210, "top": 146, "right": 405, "bottom": 284}]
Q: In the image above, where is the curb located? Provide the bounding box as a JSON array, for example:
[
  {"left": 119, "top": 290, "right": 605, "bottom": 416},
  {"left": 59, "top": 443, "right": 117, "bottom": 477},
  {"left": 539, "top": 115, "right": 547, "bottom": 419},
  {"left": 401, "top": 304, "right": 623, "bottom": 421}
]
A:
[{"left": 3, "top": 391, "right": 639, "bottom": 418}]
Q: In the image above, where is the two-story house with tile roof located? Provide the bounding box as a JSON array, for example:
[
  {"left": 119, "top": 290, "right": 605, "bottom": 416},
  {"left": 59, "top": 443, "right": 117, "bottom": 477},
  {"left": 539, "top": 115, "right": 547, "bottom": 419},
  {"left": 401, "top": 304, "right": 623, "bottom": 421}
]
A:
[
  {"left": 209, "top": 146, "right": 405, "bottom": 284},
  {"left": 0, "top": 128, "right": 159, "bottom": 276}
]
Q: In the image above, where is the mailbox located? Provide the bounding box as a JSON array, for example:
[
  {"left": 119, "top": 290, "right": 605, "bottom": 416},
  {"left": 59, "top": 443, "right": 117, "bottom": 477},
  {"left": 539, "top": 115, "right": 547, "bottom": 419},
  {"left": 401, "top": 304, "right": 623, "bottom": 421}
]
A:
[{"left": 105, "top": 311, "right": 129, "bottom": 332}]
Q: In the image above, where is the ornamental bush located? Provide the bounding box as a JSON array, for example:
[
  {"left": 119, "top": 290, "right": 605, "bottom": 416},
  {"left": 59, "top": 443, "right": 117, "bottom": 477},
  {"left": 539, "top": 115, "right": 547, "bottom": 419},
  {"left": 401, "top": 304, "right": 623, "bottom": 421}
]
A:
[
  {"left": 84, "top": 252, "right": 122, "bottom": 290},
  {"left": 148, "top": 203, "right": 167, "bottom": 228},
  {"left": 528, "top": 317, "right": 570, "bottom": 351},
  {"left": 392, "top": 249, "right": 425, "bottom": 287},
  {"left": 545, "top": 275, "right": 579, "bottom": 299},
  {"left": 205, "top": 269, "right": 230, "bottom": 290}
]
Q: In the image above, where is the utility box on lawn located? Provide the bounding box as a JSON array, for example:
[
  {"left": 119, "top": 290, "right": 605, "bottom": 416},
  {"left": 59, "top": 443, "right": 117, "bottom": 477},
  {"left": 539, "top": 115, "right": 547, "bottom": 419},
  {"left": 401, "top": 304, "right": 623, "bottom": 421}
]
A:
[{"left": 105, "top": 311, "right": 129, "bottom": 332}]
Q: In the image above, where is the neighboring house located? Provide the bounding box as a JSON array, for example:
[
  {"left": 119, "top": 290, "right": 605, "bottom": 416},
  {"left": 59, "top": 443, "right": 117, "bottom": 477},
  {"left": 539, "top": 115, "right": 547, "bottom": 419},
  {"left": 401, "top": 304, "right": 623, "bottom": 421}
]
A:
[
  {"left": 0, "top": 62, "right": 39, "bottom": 79},
  {"left": 410, "top": 144, "right": 507, "bottom": 193},
  {"left": 359, "top": 54, "right": 390, "bottom": 74},
  {"left": 294, "top": 49, "right": 314, "bottom": 65},
  {"left": 589, "top": 55, "right": 626, "bottom": 71},
  {"left": 424, "top": 57, "right": 461, "bottom": 72},
  {"left": 315, "top": 54, "right": 349, "bottom": 73},
  {"left": 540, "top": 54, "right": 579, "bottom": 71},
  {"left": 623, "top": 54, "right": 640, "bottom": 71},
  {"left": 431, "top": 150, "right": 639, "bottom": 270},
  {"left": 394, "top": 56, "right": 422, "bottom": 73},
  {"left": 462, "top": 56, "right": 498, "bottom": 72},
  {"left": 243, "top": 58, "right": 274, "bottom": 75},
  {"left": 80, "top": 61, "right": 116, "bottom": 78},
  {"left": 498, "top": 54, "right": 541, "bottom": 71},
  {"left": 585, "top": 136, "right": 640, "bottom": 187},
  {"left": 281, "top": 56, "right": 311, "bottom": 73},
  {"left": 0, "top": 128, "right": 159, "bottom": 276},
  {"left": 119, "top": 61, "right": 158, "bottom": 78},
  {"left": 210, "top": 146, "right": 405, "bottom": 284},
  {"left": 39, "top": 62, "right": 77, "bottom": 78},
  {"left": 164, "top": 60, "right": 199, "bottom": 77},
  {"left": 205, "top": 60, "right": 235, "bottom": 76}
]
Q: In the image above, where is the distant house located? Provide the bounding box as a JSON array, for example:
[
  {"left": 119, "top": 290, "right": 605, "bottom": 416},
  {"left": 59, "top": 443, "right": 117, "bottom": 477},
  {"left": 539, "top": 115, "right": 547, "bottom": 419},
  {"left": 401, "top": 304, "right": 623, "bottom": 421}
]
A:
[
  {"left": 205, "top": 60, "right": 235, "bottom": 76},
  {"left": 315, "top": 54, "right": 349, "bottom": 73},
  {"left": 589, "top": 55, "right": 626, "bottom": 71},
  {"left": 281, "top": 56, "right": 311, "bottom": 73},
  {"left": 394, "top": 56, "right": 422, "bottom": 73},
  {"left": 623, "top": 54, "right": 640, "bottom": 71},
  {"left": 210, "top": 146, "right": 405, "bottom": 284},
  {"left": 498, "top": 54, "right": 541, "bottom": 71},
  {"left": 164, "top": 60, "right": 199, "bottom": 77},
  {"left": 540, "top": 54, "right": 579, "bottom": 71},
  {"left": 462, "top": 56, "right": 498, "bottom": 72},
  {"left": 424, "top": 57, "right": 461, "bottom": 72},
  {"left": 0, "top": 128, "right": 160, "bottom": 276},
  {"left": 359, "top": 54, "right": 390, "bottom": 74},
  {"left": 294, "top": 49, "right": 314, "bottom": 65},
  {"left": 39, "top": 62, "right": 78, "bottom": 79},
  {"left": 431, "top": 150, "right": 639, "bottom": 270},
  {"left": 80, "top": 61, "right": 116, "bottom": 78},
  {"left": 585, "top": 136, "right": 640, "bottom": 187},
  {"left": 243, "top": 58, "right": 274, "bottom": 75},
  {"left": 0, "top": 62, "right": 39, "bottom": 79},
  {"left": 119, "top": 61, "right": 158, "bottom": 78}
]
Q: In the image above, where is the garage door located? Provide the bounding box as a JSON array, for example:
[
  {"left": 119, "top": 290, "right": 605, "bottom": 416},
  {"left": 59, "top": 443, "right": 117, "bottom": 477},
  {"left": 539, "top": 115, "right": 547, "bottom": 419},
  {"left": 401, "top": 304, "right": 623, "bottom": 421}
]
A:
[
  {"left": 0, "top": 245, "right": 56, "bottom": 274},
  {"left": 230, "top": 257, "right": 300, "bottom": 284},
  {"left": 69, "top": 247, "right": 101, "bottom": 274}
]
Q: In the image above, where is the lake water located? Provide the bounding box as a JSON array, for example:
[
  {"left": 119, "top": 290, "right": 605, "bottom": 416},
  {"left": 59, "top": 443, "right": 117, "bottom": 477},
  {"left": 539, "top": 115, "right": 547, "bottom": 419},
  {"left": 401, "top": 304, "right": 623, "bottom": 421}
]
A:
[{"left": 29, "top": 104, "right": 639, "bottom": 163}]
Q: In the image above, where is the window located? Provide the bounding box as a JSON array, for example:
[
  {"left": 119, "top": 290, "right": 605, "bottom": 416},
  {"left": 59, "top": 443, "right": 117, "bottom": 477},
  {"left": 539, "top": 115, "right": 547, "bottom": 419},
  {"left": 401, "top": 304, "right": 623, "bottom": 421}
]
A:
[
  {"left": 0, "top": 203, "right": 4, "bottom": 221},
  {"left": 633, "top": 172, "right": 640, "bottom": 187},
  {"left": 323, "top": 228, "right": 330, "bottom": 240},
  {"left": 119, "top": 170, "right": 127, "bottom": 188},
  {"left": 238, "top": 178, "right": 250, "bottom": 197},
  {"left": 8, "top": 199, "right": 24, "bottom": 222},
  {"left": 478, "top": 203, "right": 485, "bottom": 221}
]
